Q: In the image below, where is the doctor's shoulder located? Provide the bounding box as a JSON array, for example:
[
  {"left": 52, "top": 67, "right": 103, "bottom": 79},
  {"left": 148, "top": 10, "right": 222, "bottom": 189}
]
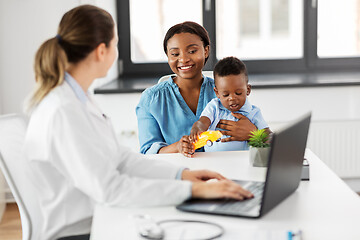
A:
[{"left": 34, "top": 84, "right": 79, "bottom": 116}]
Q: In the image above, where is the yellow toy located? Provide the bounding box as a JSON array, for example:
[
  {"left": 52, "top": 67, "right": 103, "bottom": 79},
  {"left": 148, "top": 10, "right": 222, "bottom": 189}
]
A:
[{"left": 193, "top": 130, "right": 223, "bottom": 149}]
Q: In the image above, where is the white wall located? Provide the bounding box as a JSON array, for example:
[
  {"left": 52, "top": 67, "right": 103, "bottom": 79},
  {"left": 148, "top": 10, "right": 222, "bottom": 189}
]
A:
[{"left": 0, "top": 0, "right": 117, "bottom": 115}]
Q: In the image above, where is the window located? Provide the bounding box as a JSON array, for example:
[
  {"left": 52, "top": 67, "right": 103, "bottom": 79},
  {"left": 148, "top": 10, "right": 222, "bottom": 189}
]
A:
[
  {"left": 216, "top": 0, "right": 303, "bottom": 60},
  {"left": 129, "top": 0, "right": 202, "bottom": 63},
  {"left": 317, "top": 0, "right": 360, "bottom": 58},
  {"left": 117, "top": 0, "right": 360, "bottom": 76}
]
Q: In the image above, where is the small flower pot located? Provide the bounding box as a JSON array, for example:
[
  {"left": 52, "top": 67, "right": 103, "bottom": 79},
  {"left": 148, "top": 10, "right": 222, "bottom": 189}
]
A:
[{"left": 249, "top": 146, "right": 270, "bottom": 167}]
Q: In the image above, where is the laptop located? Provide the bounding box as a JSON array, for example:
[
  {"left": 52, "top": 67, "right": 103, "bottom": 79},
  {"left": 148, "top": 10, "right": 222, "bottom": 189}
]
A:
[{"left": 177, "top": 112, "right": 311, "bottom": 218}]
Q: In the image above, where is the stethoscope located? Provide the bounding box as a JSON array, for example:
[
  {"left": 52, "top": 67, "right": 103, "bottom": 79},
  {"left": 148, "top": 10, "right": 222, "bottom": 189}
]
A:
[{"left": 135, "top": 215, "right": 224, "bottom": 240}]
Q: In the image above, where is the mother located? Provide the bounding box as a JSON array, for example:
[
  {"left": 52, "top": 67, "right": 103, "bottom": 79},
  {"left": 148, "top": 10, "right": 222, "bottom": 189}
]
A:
[{"left": 136, "top": 21, "right": 256, "bottom": 156}]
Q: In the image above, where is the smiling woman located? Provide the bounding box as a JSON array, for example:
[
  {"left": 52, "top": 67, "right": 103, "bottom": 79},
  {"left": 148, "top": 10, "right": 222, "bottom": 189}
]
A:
[
  {"left": 136, "top": 22, "right": 258, "bottom": 157},
  {"left": 136, "top": 21, "right": 216, "bottom": 156},
  {"left": 165, "top": 32, "right": 209, "bottom": 113}
]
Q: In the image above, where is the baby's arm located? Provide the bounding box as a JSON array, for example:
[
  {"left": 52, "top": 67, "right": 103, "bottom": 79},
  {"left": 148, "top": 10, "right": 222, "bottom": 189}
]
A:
[{"left": 190, "top": 116, "right": 211, "bottom": 143}]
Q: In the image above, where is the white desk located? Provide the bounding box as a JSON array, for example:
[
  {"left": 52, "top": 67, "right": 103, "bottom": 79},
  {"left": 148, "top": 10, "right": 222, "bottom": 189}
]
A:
[{"left": 90, "top": 149, "right": 360, "bottom": 239}]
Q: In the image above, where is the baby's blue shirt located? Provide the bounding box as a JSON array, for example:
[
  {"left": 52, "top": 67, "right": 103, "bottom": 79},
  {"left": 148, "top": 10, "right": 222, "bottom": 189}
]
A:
[{"left": 201, "top": 98, "right": 268, "bottom": 152}]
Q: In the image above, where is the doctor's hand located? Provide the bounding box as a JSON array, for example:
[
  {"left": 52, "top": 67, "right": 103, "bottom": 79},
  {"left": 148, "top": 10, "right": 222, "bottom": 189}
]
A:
[
  {"left": 192, "top": 179, "right": 254, "bottom": 200},
  {"left": 181, "top": 169, "right": 226, "bottom": 182},
  {"left": 217, "top": 113, "right": 257, "bottom": 142}
]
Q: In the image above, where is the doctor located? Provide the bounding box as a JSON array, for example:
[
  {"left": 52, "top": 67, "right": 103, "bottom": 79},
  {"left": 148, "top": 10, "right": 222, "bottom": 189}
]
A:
[{"left": 24, "top": 5, "right": 252, "bottom": 240}]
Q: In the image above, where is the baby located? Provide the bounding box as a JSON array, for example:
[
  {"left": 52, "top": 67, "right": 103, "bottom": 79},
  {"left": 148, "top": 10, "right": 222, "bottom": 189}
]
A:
[{"left": 190, "top": 56, "right": 270, "bottom": 152}]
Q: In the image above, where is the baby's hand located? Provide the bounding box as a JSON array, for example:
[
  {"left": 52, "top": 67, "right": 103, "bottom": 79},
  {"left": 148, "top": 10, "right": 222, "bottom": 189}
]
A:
[
  {"left": 190, "top": 117, "right": 210, "bottom": 144},
  {"left": 190, "top": 128, "right": 204, "bottom": 144},
  {"left": 177, "top": 135, "right": 195, "bottom": 158}
]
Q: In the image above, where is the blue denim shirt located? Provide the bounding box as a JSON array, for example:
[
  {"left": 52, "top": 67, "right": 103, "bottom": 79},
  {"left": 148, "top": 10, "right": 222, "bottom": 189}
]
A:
[{"left": 136, "top": 75, "right": 216, "bottom": 154}]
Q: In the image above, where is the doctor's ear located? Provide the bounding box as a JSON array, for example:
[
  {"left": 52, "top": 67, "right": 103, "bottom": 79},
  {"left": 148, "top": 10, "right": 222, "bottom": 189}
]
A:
[{"left": 95, "top": 43, "right": 107, "bottom": 62}]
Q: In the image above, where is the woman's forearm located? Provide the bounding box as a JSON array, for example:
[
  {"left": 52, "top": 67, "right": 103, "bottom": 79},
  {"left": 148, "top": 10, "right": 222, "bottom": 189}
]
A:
[{"left": 158, "top": 142, "right": 179, "bottom": 153}]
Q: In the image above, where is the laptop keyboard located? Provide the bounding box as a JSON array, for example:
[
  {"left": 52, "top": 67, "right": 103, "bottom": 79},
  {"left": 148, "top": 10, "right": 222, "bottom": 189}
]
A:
[{"left": 214, "top": 182, "right": 265, "bottom": 213}]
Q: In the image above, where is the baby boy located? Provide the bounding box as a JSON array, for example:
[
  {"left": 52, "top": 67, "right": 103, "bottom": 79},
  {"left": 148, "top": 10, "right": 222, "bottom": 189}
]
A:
[{"left": 190, "top": 56, "right": 270, "bottom": 152}]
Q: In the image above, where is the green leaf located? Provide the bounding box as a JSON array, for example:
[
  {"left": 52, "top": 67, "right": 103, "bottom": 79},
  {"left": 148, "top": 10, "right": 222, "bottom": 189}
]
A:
[{"left": 247, "top": 129, "right": 270, "bottom": 148}]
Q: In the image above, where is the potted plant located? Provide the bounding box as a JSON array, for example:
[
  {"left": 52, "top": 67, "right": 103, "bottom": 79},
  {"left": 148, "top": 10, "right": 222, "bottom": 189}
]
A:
[{"left": 248, "top": 129, "right": 271, "bottom": 167}]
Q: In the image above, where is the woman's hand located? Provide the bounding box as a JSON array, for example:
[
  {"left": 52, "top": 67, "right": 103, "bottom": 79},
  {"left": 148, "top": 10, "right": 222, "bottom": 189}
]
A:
[
  {"left": 177, "top": 135, "right": 195, "bottom": 158},
  {"left": 181, "top": 169, "right": 226, "bottom": 182},
  {"left": 217, "top": 113, "right": 257, "bottom": 142},
  {"left": 192, "top": 179, "right": 254, "bottom": 200},
  {"left": 158, "top": 135, "right": 195, "bottom": 156}
]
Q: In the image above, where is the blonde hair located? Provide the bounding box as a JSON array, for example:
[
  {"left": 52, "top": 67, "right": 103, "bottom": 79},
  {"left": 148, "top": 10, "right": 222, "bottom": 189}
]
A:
[
  {"left": 29, "top": 38, "right": 67, "bottom": 108},
  {"left": 29, "top": 5, "right": 114, "bottom": 109}
]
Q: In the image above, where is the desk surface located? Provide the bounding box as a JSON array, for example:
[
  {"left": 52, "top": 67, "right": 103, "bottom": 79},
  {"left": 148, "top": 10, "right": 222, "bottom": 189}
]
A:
[{"left": 90, "top": 149, "right": 360, "bottom": 240}]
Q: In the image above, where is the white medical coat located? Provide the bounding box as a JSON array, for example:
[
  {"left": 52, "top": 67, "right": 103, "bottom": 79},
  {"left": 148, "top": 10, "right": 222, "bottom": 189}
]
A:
[{"left": 23, "top": 81, "right": 192, "bottom": 240}]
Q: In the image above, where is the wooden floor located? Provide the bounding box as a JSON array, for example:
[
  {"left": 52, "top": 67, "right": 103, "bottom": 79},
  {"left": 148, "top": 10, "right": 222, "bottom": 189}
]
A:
[{"left": 0, "top": 203, "right": 22, "bottom": 240}]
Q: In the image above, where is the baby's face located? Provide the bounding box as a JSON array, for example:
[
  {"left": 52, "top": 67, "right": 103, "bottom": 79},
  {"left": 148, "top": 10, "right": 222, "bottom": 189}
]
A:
[{"left": 214, "top": 74, "right": 251, "bottom": 112}]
